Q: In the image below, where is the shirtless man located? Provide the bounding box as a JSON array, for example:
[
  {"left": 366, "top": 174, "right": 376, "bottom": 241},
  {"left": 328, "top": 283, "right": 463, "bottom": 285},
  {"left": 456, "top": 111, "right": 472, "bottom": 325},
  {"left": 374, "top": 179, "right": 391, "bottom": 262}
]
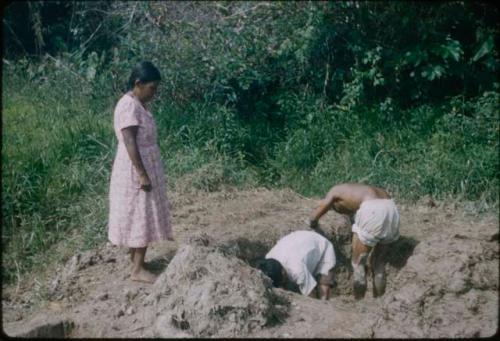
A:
[{"left": 309, "top": 183, "right": 400, "bottom": 299}]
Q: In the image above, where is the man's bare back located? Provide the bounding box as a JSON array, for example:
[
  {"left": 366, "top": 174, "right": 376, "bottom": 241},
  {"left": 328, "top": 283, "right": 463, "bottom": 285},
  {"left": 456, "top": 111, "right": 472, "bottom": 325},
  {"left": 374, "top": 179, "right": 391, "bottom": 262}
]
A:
[
  {"left": 310, "top": 183, "right": 390, "bottom": 228},
  {"left": 309, "top": 183, "right": 398, "bottom": 299}
]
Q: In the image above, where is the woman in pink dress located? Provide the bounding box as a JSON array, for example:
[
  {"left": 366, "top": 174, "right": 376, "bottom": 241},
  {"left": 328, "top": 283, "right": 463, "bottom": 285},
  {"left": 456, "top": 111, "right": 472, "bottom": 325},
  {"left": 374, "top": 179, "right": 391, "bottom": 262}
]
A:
[{"left": 108, "top": 61, "right": 173, "bottom": 283}]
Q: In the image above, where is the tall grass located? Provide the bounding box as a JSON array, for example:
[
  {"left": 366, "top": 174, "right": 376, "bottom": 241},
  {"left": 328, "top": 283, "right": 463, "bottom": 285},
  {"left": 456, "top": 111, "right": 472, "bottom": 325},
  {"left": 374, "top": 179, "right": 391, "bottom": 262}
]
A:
[
  {"left": 268, "top": 93, "right": 499, "bottom": 201},
  {"left": 2, "top": 63, "right": 498, "bottom": 284},
  {"left": 1, "top": 67, "right": 259, "bottom": 283},
  {"left": 2, "top": 71, "right": 115, "bottom": 282}
]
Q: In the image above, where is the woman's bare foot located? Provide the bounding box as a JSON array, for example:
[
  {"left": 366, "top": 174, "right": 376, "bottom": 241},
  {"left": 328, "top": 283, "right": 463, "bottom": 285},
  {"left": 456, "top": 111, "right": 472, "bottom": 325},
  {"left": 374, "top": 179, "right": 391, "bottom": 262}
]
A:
[{"left": 130, "top": 268, "right": 157, "bottom": 283}]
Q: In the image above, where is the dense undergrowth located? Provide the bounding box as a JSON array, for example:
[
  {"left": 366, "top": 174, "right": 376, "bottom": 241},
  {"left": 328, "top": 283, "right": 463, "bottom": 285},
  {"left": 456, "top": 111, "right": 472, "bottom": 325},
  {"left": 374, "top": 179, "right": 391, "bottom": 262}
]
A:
[
  {"left": 2, "top": 1, "right": 499, "bottom": 283},
  {"left": 2, "top": 67, "right": 498, "bottom": 283}
]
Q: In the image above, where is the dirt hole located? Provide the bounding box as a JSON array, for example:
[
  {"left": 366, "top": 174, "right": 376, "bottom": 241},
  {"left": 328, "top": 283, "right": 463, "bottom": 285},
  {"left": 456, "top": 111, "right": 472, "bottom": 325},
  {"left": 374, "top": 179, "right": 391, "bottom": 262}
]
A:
[{"left": 222, "top": 229, "right": 418, "bottom": 297}]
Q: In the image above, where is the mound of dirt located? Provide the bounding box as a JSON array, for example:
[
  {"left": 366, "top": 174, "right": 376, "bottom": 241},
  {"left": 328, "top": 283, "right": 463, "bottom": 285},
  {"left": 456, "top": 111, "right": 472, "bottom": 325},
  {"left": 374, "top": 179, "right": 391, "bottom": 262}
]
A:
[
  {"left": 47, "top": 247, "right": 118, "bottom": 303},
  {"left": 374, "top": 226, "right": 499, "bottom": 338},
  {"left": 145, "top": 234, "right": 289, "bottom": 338},
  {"left": 2, "top": 188, "right": 498, "bottom": 338}
]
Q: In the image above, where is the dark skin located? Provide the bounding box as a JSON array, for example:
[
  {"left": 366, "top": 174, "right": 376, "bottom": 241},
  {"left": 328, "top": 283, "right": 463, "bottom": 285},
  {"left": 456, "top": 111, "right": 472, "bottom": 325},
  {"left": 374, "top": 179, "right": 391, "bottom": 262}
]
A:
[
  {"left": 121, "top": 79, "right": 162, "bottom": 284},
  {"left": 122, "top": 126, "right": 151, "bottom": 191},
  {"left": 123, "top": 79, "right": 159, "bottom": 192},
  {"left": 280, "top": 268, "right": 331, "bottom": 300},
  {"left": 309, "top": 183, "right": 390, "bottom": 226},
  {"left": 309, "top": 183, "right": 392, "bottom": 299}
]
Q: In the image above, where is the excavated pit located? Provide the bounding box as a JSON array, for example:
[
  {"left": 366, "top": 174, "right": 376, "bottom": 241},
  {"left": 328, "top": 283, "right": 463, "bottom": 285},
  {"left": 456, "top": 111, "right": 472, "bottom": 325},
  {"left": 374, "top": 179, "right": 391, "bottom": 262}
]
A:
[
  {"left": 3, "top": 190, "right": 497, "bottom": 339},
  {"left": 219, "top": 224, "right": 418, "bottom": 298}
]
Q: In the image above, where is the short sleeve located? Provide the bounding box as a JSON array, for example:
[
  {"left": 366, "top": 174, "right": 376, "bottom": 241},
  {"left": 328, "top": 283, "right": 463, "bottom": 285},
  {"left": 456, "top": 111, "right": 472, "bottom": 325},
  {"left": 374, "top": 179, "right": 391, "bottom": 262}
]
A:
[
  {"left": 316, "top": 242, "right": 336, "bottom": 275},
  {"left": 117, "top": 97, "right": 140, "bottom": 130},
  {"left": 291, "top": 262, "right": 317, "bottom": 296}
]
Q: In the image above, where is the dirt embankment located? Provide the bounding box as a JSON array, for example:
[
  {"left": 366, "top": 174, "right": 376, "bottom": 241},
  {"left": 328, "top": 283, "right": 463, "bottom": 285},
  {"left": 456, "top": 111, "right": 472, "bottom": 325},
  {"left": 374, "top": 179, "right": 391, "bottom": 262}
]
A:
[{"left": 2, "top": 188, "right": 498, "bottom": 338}]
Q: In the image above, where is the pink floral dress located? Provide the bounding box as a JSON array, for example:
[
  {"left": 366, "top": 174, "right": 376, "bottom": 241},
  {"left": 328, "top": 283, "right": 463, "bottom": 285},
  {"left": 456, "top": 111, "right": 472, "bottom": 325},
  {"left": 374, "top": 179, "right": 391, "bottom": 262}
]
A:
[{"left": 108, "top": 93, "right": 173, "bottom": 247}]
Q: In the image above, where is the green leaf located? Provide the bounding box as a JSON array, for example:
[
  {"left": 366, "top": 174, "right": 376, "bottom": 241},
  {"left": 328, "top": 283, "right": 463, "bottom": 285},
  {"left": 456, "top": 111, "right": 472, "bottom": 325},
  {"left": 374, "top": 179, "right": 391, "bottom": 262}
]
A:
[
  {"left": 430, "top": 39, "right": 462, "bottom": 62},
  {"left": 472, "top": 35, "right": 494, "bottom": 62},
  {"left": 421, "top": 65, "right": 446, "bottom": 81},
  {"left": 404, "top": 50, "right": 428, "bottom": 67}
]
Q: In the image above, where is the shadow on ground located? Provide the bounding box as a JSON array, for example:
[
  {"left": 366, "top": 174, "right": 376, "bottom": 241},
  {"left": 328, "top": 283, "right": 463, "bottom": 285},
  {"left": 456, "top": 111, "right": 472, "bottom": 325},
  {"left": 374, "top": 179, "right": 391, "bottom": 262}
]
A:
[{"left": 145, "top": 249, "right": 177, "bottom": 275}]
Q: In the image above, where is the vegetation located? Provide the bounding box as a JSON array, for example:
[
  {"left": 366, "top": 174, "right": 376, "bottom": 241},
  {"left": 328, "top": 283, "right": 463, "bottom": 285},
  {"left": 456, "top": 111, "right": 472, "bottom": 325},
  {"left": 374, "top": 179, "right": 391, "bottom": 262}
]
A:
[{"left": 2, "top": 1, "right": 498, "bottom": 282}]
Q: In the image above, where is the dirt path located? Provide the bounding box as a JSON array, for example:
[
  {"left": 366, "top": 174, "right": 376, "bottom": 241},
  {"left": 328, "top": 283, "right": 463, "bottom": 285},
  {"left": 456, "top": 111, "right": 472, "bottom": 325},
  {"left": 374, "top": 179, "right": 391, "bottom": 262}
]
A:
[{"left": 2, "top": 188, "right": 498, "bottom": 338}]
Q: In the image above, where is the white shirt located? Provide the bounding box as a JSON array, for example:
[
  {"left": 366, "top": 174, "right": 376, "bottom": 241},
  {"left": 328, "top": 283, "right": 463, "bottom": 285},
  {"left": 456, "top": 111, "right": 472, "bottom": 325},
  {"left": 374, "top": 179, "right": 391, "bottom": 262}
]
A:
[{"left": 265, "top": 230, "right": 336, "bottom": 296}]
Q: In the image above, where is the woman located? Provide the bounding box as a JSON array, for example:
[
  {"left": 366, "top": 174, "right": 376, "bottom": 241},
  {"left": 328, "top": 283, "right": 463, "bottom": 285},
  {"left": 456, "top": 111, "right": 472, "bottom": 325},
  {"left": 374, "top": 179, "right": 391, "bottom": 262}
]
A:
[{"left": 108, "top": 61, "right": 173, "bottom": 283}]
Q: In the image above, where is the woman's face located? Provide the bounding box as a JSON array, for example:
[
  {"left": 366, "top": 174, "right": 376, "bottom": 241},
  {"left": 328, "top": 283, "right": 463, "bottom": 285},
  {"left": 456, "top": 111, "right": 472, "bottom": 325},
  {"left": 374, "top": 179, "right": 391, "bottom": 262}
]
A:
[{"left": 134, "top": 80, "right": 159, "bottom": 103}]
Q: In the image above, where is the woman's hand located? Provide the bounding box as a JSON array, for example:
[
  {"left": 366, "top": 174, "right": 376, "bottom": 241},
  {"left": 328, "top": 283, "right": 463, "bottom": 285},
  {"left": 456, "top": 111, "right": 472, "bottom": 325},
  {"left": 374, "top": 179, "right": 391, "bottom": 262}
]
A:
[{"left": 139, "top": 173, "right": 152, "bottom": 192}]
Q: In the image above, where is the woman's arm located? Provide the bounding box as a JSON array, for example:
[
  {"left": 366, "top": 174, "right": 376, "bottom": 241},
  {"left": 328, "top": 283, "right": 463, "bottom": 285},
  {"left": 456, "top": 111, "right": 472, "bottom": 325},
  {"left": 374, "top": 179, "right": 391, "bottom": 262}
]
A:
[{"left": 122, "top": 126, "right": 151, "bottom": 191}]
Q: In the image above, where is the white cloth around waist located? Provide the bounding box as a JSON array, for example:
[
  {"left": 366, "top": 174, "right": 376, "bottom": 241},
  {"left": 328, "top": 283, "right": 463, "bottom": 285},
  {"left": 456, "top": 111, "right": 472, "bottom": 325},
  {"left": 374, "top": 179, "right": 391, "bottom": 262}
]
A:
[{"left": 352, "top": 199, "right": 400, "bottom": 247}]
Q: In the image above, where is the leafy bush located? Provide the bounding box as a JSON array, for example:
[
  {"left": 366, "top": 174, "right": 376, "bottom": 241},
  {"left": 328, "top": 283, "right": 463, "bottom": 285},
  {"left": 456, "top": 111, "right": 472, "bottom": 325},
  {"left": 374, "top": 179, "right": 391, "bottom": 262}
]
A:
[{"left": 2, "top": 1, "right": 498, "bottom": 283}]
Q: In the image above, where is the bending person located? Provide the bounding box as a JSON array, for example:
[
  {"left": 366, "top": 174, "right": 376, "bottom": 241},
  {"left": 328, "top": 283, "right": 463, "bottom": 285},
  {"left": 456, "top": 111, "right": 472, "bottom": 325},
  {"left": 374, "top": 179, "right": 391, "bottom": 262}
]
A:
[
  {"left": 309, "top": 183, "right": 400, "bottom": 299},
  {"left": 258, "top": 230, "right": 336, "bottom": 300}
]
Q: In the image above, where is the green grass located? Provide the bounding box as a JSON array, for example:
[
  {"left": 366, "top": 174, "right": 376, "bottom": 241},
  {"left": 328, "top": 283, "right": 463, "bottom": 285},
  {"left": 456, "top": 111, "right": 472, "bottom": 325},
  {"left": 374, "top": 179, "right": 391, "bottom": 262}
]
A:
[
  {"left": 2, "top": 75, "right": 114, "bottom": 282},
  {"left": 0, "top": 70, "right": 260, "bottom": 284},
  {"left": 266, "top": 94, "right": 499, "bottom": 202},
  {"left": 2, "top": 66, "right": 498, "bottom": 285}
]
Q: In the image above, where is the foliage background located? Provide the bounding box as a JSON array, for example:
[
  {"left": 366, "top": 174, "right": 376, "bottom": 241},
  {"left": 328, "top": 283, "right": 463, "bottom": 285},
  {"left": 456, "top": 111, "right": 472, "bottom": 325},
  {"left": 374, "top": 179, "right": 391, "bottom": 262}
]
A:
[{"left": 2, "top": 1, "right": 499, "bottom": 282}]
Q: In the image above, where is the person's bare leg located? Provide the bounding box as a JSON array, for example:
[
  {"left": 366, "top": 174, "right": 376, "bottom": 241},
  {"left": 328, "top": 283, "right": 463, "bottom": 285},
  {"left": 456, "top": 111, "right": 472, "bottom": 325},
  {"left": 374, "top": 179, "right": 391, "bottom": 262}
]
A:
[
  {"left": 129, "top": 248, "right": 134, "bottom": 263},
  {"left": 130, "top": 247, "right": 157, "bottom": 283},
  {"left": 371, "top": 242, "right": 389, "bottom": 297},
  {"left": 308, "top": 287, "right": 318, "bottom": 299},
  {"left": 318, "top": 284, "right": 330, "bottom": 300},
  {"left": 351, "top": 233, "right": 372, "bottom": 300},
  {"left": 317, "top": 270, "right": 333, "bottom": 300}
]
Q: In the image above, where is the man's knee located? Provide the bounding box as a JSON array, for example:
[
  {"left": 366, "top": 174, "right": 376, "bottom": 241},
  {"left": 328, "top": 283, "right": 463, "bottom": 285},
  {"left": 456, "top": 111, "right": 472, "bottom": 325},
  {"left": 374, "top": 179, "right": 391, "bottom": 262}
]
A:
[
  {"left": 352, "top": 252, "right": 369, "bottom": 299},
  {"left": 352, "top": 253, "right": 368, "bottom": 283},
  {"left": 352, "top": 252, "right": 368, "bottom": 269},
  {"left": 373, "top": 271, "right": 386, "bottom": 297}
]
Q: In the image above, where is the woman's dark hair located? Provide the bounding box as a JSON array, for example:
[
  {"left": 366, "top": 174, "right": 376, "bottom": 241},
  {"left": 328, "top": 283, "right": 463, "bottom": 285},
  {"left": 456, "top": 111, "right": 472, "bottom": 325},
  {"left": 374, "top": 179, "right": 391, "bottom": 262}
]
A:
[
  {"left": 127, "top": 61, "right": 161, "bottom": 91},
  {"left": 257, "top": 258, "right": 284, "bottom": 288}
]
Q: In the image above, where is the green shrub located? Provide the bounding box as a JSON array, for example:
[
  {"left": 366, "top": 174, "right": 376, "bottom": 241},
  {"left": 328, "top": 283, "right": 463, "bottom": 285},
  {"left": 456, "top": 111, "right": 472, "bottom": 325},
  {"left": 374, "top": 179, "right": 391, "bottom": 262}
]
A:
[{"left": 2, "top": 1, "right": 498, "bottom": 284}]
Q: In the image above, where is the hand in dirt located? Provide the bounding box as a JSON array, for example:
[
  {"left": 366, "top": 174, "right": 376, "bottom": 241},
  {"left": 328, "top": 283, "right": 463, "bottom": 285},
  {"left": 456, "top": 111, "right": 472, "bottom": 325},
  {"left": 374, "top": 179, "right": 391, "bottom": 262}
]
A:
[
  {"left": 309, "top": 219, "right": 319, "bottom": 230},
  {"left": 139, "top": 174, "right": 152, "bottom": 192},
  {"left": 353, "top": 282, "right": 367, "bottom": 300}
]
